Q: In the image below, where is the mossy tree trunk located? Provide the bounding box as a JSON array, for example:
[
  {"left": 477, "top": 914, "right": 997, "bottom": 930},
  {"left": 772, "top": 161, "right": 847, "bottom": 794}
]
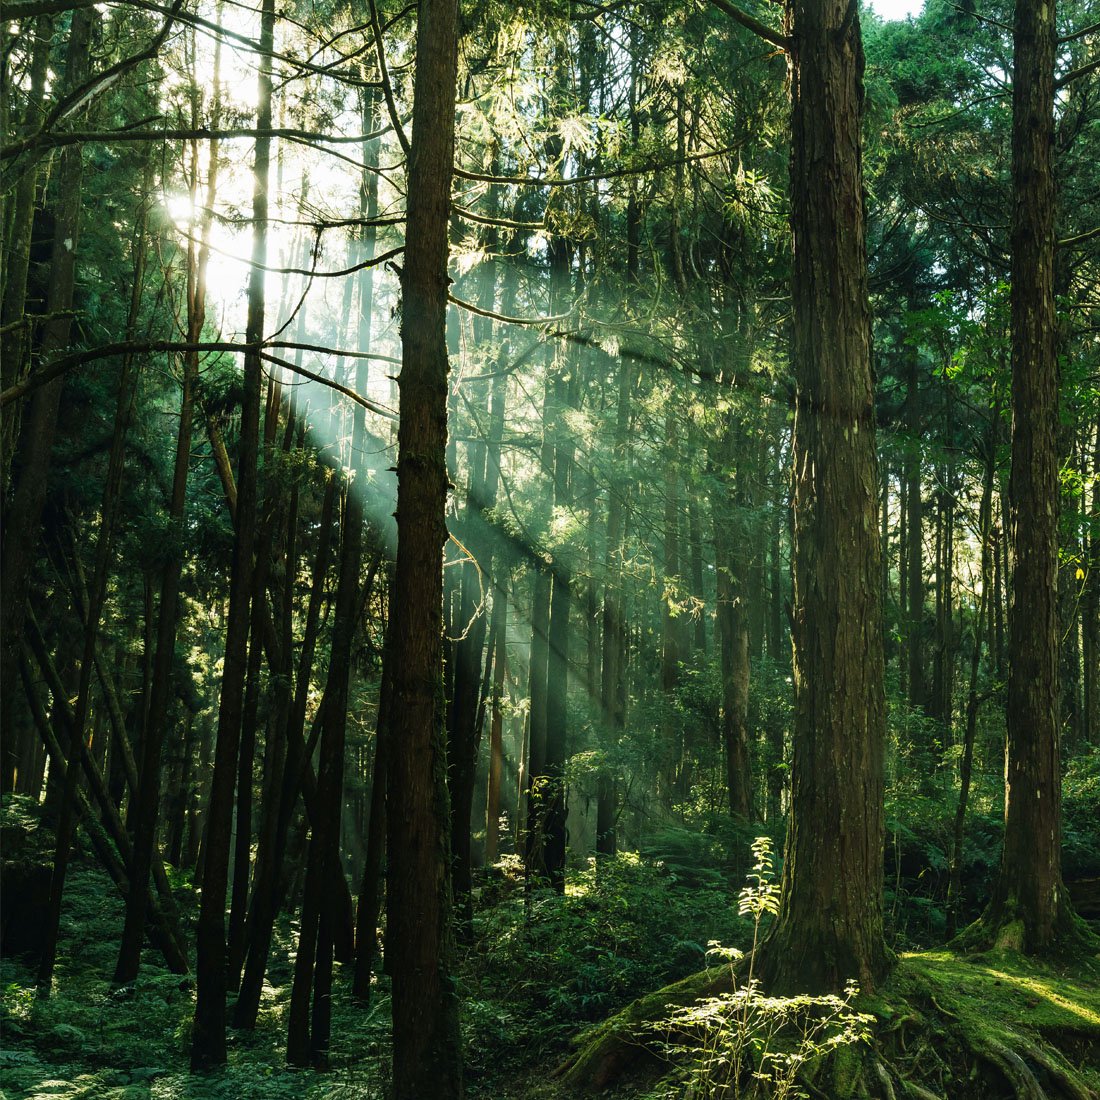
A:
[{"left": 758, "top": 0, "right": 889, "bottom": 995}]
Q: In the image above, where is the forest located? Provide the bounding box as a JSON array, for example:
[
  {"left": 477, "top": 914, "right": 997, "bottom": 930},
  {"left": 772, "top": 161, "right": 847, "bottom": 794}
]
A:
[{"left": 1, "top": 0, "right": 1099, "bottom": 1096}]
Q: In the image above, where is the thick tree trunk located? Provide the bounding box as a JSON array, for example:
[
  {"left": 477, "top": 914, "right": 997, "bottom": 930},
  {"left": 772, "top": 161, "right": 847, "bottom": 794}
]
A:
[
  {"left": 759, "top": 0, "right": 889, "bottom": 995},
  {"left": 386, "top": 0, "right": 463, "bottom": 1093}
]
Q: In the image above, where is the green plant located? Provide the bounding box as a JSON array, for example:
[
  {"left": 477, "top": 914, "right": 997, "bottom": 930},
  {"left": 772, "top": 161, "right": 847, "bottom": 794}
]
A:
[{"left": 648, "top": 837, "right": 874, "bottom": 1099}]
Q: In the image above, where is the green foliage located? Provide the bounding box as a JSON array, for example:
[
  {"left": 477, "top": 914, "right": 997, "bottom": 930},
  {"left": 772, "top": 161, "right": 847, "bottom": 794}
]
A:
[
  {"left": 463, "top": 852, "right": 751, "bottom": 1078},
  {"left": 645, "top": 839, "right": 873, "bottom": 1099},
  {"left": 1064, "top": 747, "right": 1100, "bottom": 881}
]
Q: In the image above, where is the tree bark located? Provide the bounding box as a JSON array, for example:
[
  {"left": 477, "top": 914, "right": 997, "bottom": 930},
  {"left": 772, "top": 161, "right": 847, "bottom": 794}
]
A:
[
  {"left": 191, "top": 0, "right": 273, "bottom": 1065},
  {"left": 967, "top": 0, "right": 1084, "bottom": 954},
  {"left": 23, "top": 9, "right": 93, "bottom": 996},
  {"left": 386, "top": 0, "right": 463, "bottom": 1093},
  {"left": 115, "top": 106, "right": 217, "bottom": 988},
  {"left": 759, "top": 0, "right": 889, "bottom": 995}
]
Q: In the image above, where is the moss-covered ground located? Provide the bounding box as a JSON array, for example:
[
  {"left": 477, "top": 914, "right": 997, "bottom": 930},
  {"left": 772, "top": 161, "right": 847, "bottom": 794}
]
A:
[
  {"left": 0, "top": 844, "right": 750, "bottom": 1099},
  {"left": 559, "top": 948, "right": 1100, "bottom": 1098}
]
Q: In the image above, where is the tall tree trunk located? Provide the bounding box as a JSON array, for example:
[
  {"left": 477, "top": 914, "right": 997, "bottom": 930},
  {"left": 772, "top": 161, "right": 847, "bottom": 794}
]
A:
[
  {"left": 1083, "top": 426, "right": 1100, "bottom": 745},
  {"left": 905, "top": 357, "right": 926, "bottom": 712},
  {"left": 387, "top": 0, "right": 463, "bottom": 1093},
  {"left": 24, "top": 10, "right": 93, "bottom": 995},
  {"left": 966, "top": 0, "right": 1085, "bottom": 953},
  {"left": 446, "top": 204, "right": 498, "bottom": 931},
  {"left": 0, "top": 13, "right": 51, "bottom": 508},
  {"left": 115, "top": 100, "right": 218, "bottom": 987},
  {"left": 484, "top": 581, "right": 508, "bottom": 864},
  {"left": 191, "top": 0, "right": 273, "bottom": 1065},
  {"left": 597, "top": 355, "right": 632, "bottom": 859},
  {"left": 759, "top": 0, "right": 889, "bottom": 994},
  {"left": 353, "top": 577, "right": 393, "bottom": 1004},
  {"left": 946, "top": 413, "right": 997, "bottom": 939},
  {"left": 233, "top": 472, "right": 336, "bottom": 1030}
]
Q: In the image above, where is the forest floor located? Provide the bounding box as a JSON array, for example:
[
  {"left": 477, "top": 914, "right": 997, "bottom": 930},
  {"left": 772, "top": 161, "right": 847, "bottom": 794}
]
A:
[
  {"left": 0, "top": 831, "right": 749, "bottom": 1100},
  {"left": 2, "top": 832, "right": 1099, "bottom": 1099},
  {"left": 559, "top": 945, "right": 1100, "bottom": 1099}
]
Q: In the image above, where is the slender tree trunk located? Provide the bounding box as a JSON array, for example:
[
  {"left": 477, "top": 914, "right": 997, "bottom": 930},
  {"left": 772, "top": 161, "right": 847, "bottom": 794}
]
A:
[
  {"left": 967, "top": 0, "right": 1085, "bottom": 953},
  {"left": 446, "top": 204, "right": 498, "bottom": 930},
  {"left": 387, "top": 0, "right": 463, "bottom": 1092},
  {"left": 24, "top": 624, "right": 188, "bottom": 972},
  {"left": 0, "top": 14, "right": 51, "bottom": 512},
  {"left": 1083, "top": 426, "right": 1100, "bottom": 745},
  {"left": 233, "top": 471, "right": 335, "bottom": 1029},
  {"left": 115, "top": 116, "right": 216, "bottom": 987},
  {"left": 192, "top": 0, "right": 273, "bottom": 1065},
  {"left": 597, "top": 354, "right": 632, "bottom": 859},
  {"left": 353, "top": 579, "right": 393, "bottom": 1004},
  {"left": 946, "top": 415, "right": 997, "bottom": 939},
  {"left": 25, "top": 11, "right": 93, "bottom": 995},
  {"left": 905, "top": 358, "right": 926, "bottom": 712}
]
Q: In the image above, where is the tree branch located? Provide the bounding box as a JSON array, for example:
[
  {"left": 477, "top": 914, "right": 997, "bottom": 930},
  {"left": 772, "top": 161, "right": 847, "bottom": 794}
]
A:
[{"left": 705, "top": 0, "right": 789, "bottom": 52}]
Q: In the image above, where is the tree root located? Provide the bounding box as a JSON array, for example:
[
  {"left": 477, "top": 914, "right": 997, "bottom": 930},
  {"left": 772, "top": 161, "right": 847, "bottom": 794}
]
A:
[
  {"left": 901, "top": 1083, "right": 947, "bottom": 1100},
  {"left": 871, "top": 1056, "right": 898, "bottom": 1100},
  {"left": 1017, "top": 1041, "right": 1097, "bottom": 1100},
  {"left": 963, "top": 1034, "right": 1099, "bottom": 1100},
  {"left": 557, "top": 952, "right": 1100, "bottom": 1098},
  {"left": 969, "top": 1035, "right": 1047, "bottom": 1100}
]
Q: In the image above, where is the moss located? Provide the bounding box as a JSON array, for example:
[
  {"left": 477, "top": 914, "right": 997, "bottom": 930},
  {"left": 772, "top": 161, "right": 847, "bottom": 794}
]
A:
[
  {"left": 830, "top": 1044, "right": 864, "bottom": 1098},
  {"left": 884, "top": 949, "right": 1100, "bottom": 1039},
  {"left": 560, "top": 966, "right": 734, "bottom": 1091},
  {"left": 993, "top": 920, "right": 1026, "bottom": 952},
  {"left": 870, "top": 950, "right": 1100, "bottom": 1095},
  {"left": 562, "top": 948, "right": 1100, "bottom": 1095}
]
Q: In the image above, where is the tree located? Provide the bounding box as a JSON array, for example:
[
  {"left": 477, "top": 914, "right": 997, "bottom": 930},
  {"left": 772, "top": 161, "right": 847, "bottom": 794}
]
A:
[
  {"left": 386, "top": 0, "right": 464, "bottom": 1094},
  {"left": 961, "top": 0, "right": 1085, "bottom": 954},
  {"left": 757, "top": 0, "right": 890, "bottom": 993},
  {"left": 191, "top": 0, "right": 274, "bottom": 1066}
]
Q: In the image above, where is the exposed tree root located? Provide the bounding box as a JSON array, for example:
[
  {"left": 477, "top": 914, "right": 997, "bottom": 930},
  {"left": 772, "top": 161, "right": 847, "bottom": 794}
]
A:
[
  {"left": 871, "top": 1056, "right": 898, "bottom": 1100},
  {"left": 899, "top": 1080, "right": 946, "bottom": 1100},
  {"left": 966, "top": 1036, "right": 1047, "bottom": 1100},
  {"left": 557, "top": 950, "right": 1100, "bottom": 1098},
  {"left": 1019, "top": 1042, "right": 1096, "bottom": 1100}
]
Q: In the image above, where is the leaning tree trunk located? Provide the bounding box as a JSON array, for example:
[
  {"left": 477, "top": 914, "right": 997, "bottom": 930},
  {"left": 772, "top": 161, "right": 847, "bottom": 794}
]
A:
[
  {"left": 386, "top": 0, "right": 464, "bottom": 1094},
  {"left": 758, "top": 0, "right": 889, "bottom": 995}
]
